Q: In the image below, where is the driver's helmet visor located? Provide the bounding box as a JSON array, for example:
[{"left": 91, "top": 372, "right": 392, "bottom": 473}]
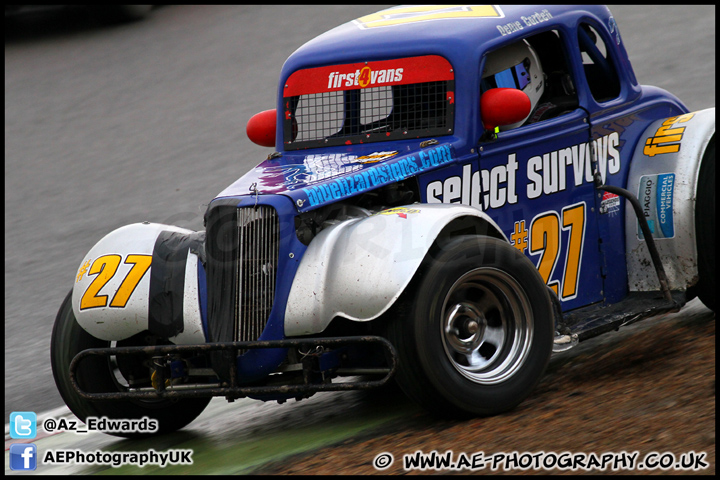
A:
[{"left": 482, "top": 57, "right": 531, "bottom": 91}]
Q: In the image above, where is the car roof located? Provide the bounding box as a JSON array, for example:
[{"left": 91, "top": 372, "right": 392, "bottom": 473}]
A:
[{"left": 280, "top": 5, "right": 615, "bottom": 80}]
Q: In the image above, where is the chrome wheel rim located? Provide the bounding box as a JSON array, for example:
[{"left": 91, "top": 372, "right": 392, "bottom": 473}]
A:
[{"left": 441, "top": 267, "right": 534, "bottom": 384}]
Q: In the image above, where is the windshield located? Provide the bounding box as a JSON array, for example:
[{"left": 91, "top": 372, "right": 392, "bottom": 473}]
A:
[{"left": 283, "top": 55, "right": 455, "bottom": 150}]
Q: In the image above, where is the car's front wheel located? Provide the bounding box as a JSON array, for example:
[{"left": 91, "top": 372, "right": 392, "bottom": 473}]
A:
[
  {"left": 51, "top": 290, "right": 211, "bottom": 437},
  {"left": 387, "top": 235, "right": 554, "bottom": 417}
]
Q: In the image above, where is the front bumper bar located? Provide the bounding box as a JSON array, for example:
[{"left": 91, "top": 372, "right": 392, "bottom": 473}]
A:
[{"left": 69, "top": 335, "right": 397, "bottom": 401}]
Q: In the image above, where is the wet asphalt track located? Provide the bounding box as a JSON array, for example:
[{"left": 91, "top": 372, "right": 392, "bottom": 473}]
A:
[{"left": 4, "top": 4, "right": 715, "bottom": 473}]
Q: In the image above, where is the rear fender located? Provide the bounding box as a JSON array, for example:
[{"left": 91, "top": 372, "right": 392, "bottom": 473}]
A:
[
  {"left": 72, "top": 222, "right": 206, "bottom": 343},
  {"left": 625, "top": 108, "right": 715, "bottom": 291},
  {"left": 284, "top": 204, "right": 507, "bottom": 336}
]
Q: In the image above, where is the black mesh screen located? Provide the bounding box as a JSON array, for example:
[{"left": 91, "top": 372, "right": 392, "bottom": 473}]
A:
[{"left": 284, "top": 80, "right": 454, "bottom": 150}]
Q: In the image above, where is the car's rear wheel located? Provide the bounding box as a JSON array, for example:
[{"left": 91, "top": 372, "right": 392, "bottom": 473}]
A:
[
  {"left": 695, "top": 137, "right": 715, "bottom": 312},
  {"left": 386, "top": 235, "right": 554, "bottom": 417},
  {"left": 51, "top": 290, "right": 211, "bottom": 437}
]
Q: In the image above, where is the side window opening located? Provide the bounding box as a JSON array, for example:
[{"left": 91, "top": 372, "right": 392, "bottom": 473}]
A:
[
  {"left": 578, "top": 23, "right": 621, "bottom": 102},
  {"left": 526, "top": 30, "right": 578, "bottom": 114},
  {"left": 481, "top": 29, "right": 579, "bottom": 129}
]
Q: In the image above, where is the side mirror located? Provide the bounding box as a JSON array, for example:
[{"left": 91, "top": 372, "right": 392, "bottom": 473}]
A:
[
  {"left": 247, "top": 109, "right": 277, "bottom": 147},
  {"left": 480, "top": 88, "right": 531, "bottom": 131}
]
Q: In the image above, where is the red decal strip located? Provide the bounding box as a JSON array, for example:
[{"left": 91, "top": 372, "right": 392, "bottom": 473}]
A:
[{"left": 284, "top": 55, "right": 453, "bottom": 97}]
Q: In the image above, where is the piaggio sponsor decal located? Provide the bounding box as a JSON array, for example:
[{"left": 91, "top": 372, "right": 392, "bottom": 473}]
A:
[
  {"left": 303, "top": 144, "right": 454, "bottom": 207},
  {"left": 638, "top": 173, "right": 675, "bottom": 239},
  {"left": 427, "top": 132, "right": 621, "bottom": 211},
  {"left": 353, "top": 5, "right": 504, "bottom": 30},
  {"left": 643, "top": 113, "right": 694, "bottom": 157}
]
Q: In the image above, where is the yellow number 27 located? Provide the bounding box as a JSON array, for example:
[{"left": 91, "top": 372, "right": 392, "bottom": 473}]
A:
[
  {"left": 79, "top": 254, "right": 152, "bottom": 310},
  {"left": 529, "top": 202, "right": 586, "bottom": 301}
]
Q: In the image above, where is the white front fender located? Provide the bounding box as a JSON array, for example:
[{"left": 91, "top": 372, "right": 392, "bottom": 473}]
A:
[
  {"left": 72, "top": 222, "right": 206, "bottom": 343},
  {"left": 284, "top": 204, "right": 507, "bottom": 336}
]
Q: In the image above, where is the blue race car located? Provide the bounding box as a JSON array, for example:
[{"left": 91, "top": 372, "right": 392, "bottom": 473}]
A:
[{"left": 52, "top": 5, "right": 715, "bottom": 436}]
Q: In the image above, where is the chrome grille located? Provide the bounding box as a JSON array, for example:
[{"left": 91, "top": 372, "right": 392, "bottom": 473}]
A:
[{"left": 236, "top": 206, "right": 280, "bottom": 343}]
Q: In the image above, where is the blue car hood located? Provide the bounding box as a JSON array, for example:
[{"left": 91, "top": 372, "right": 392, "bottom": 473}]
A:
[{"left": 216, "top": 142, "right": 457, "bottom": 212}]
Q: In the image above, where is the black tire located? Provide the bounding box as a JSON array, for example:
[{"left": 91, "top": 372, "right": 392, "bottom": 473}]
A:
[
  {"left": 386, "top": 235, "right": 554, "bottom": 418},
  {"left": 695, "top": 137, "right": 715, "bottom": 312},
  {"left": 51, "top": 290, "right": 211, "bottom": 437}
]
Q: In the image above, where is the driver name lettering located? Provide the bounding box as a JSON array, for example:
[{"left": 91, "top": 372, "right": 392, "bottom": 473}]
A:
[
  {"left": 427, "top": 132, "right": 620, "bottom": 211},
  {"left": 497, "top": 9, "right": 552, "bottom": 36}
]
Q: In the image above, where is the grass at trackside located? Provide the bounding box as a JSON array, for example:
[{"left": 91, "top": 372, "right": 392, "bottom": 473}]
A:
[{"left": 97, "top": 404, "right": 412, "bottom": 475}]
